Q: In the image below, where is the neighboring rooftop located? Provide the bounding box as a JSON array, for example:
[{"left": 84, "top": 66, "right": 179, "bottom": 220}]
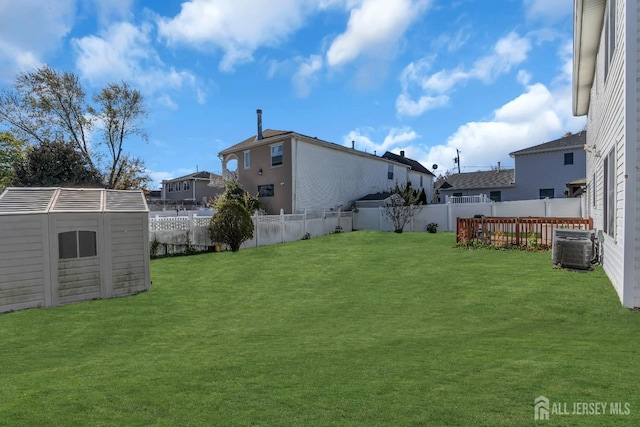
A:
[
  {"left": 509, "top": 131, "right": 586, "bottom": 157},
  {"left": 219, "top": 129, "right": 294, "bottom": 155},
  {"left": 437, "top": 169, "right": 515, "bottom": 191},
  {"left": 381, "top": 151, "right": 435, "bottom": 177},
  {"left": 163, "top": 171, "right": 220, "bottom": 182}
]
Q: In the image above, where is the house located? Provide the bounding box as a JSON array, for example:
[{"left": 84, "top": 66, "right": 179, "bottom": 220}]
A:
[
  {"left": 381, "top": 151, "right": 435, "bottom": 202},
  {"left": 509, "top": 131, "right": 587, "bottom": 200},
  {"left": 218, "top": 110, "right": 430, "bottom": 214},
  {"left": 0, "top": 187, "right": 150, "bottom": 313},
  {"left": 573, "top": 0, "right": 638, "bottom": 307},
  {"left": 160, "top": 171, "right": 224, "bottom": 206},
  {"left": 436, "top": 168, "right": 515, "bottom": 203}
]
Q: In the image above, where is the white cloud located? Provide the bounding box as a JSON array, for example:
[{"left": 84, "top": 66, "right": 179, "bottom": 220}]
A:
[
  {"left": 396, "top": 32, "right": 531, "bottom": 116},
  {"left": 156, "top": 0, "right": 314, "bottom": 72},
  {"left": 292, "top": 55, "right": 324, "bottom": 98},
  {"left": 72, "top": 21, "right": 201, "bottom": 104},
  {"left": 0, "top": 0, "right": 76, "bottom": 81},
  {"left": 524, "top": 0, "right": 572, "bottom": 22},
  {"left": 326, "top": 0, "right": 430, "bottom": 67},
  {"left": 342, "top": 126, "right": 420, "bottom": 154}
]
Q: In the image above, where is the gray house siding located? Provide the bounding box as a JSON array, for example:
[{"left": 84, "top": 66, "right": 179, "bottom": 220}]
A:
[{"left": 511, "top": 148, "right": 587, "bottom": 200}]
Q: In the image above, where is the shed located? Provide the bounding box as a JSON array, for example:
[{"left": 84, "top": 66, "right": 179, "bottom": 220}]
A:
[{"left": 0, "top": 187, "right": 150, "bottom": 314}]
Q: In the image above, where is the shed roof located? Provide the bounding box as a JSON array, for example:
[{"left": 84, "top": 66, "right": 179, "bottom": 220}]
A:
[{"left": 0, "top": 188, "right": 149, "bottom": 215}]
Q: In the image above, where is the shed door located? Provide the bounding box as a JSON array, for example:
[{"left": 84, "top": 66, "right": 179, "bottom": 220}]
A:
[{"left": 57, "top": 230, "right": 101, "bottom": 305}]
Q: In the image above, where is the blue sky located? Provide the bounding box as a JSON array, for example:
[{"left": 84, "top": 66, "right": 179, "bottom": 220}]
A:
[{"left": 0, "top": 0, "right": 585, "bottom": 189}]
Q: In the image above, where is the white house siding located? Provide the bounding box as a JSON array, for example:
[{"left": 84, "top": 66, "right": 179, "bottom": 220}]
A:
[
  {"left": 633, "top": 1, "right": 640, "bottom": 308},
  {"left": 109, "top": 214, "right": 149, "bottom": 297},
  {"left": 0, "top": 214, "right": 48, "bottom": 312},
  {"left": 585, "top": 0, "right": 629, "bottom": 305},
  {"left": 407, "top": 171, "right": 434, "bottom": 201},
  {"left": 293, "top": 139, "right": 408, "bottom": 211}
]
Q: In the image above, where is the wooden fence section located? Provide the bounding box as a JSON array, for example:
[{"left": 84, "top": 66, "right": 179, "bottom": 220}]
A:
[{"left": 456, "top": 217, "right": 594, "bottom": 248}]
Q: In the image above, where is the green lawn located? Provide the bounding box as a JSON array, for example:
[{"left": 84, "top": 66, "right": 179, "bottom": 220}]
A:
[{"left": 1, "top": 231, "right": 639, "bottom": 426}]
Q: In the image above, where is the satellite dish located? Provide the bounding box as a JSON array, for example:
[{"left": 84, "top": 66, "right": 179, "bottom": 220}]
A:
[{"left": 432, "top": 164, "right": 438, "bottom": 170}]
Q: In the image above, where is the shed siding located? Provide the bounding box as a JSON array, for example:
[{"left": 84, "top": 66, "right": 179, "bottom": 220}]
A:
[
  {"left": 0, "top": 215, "right": 47, "bottom": 312},
  {"left": 110, "top": 214, "right": 148, "bottom": 295},
  {"left": 585, "top": 0, "right": 628, "bottom": 304}
]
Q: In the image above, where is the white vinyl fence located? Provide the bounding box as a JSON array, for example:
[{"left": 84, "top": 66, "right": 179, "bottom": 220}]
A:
[
  {"left": 354, "top": 197, "right": 585, "bottom": 232},
  {"left": 149, "top": 210, "right": 353, "bottom": 254}
]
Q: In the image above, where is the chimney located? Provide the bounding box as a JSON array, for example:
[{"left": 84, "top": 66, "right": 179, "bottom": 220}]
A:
[
  {"left": 351, "top": 140, "right": 355, "bottom": 149},
  {"left": 497, "top": 161, "right": 501, "bottom": 172},
  {"left": 400, "top": 150, "right": 405, "bottom": 158},
  {"left": 256, "top": 109, "right": 263, "bottom": 140}
]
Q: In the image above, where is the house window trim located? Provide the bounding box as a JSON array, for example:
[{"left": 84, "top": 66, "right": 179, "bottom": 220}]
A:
[
  {"left": 564, "top": 152, "right": 574, "bottom": 165},
  {"left": 539, "top": 188, "right": 554, "bottom": 199},
  {"left": 270, "top": 143, "right": 283, "bottom": 168},
  {"left": 58, "top": 230, "right": 98, "bottom": 260},
  {"left": 604, "top": 0, "right": 616, "bottom": 81},
  {"left": 258, "top": 184, "right": 275, "bottom": 197},
  {"left": 603, "top": 148, "right": 616, "bottom": 237},
  {"left": 387, "top": 164, "right": 394, "bottom": 180},
  {"left": 244, "top": 150, "right": 251, "bottom": 169}
]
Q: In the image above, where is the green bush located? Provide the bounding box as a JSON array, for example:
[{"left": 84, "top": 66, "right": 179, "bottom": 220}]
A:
[{"left": 208, "top": 200, "right": 254, "bottom": 252}]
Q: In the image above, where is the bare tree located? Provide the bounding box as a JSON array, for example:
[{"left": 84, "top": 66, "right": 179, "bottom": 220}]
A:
[
  {"left": 91, "top": 82, "right": 148, "bottom": 189},
  {"left": 382, "top": 182, "right": 423, "bottom": 233},
  {"left": 0, "top": 67, "right": 149, "bottom": 189}
]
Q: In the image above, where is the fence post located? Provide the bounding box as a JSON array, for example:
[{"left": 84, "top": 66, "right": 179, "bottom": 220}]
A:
[
  {"left": 280, "top": 209, "right": 285, "bottom": 243},
  {"left": 254, "top": 213, "right": 259, "bottom": 247},
  {"left": 544, "top": 198, "right": 550, "bottom": 217},
  {"left": 447, "top": 201, "right": 453, "bottom": 232},
  {"left": 378, "top": 206, "right": 383, "bottom": 231},
  {"left": 304, "top": 209, "right": 307, "bottom": 235}
]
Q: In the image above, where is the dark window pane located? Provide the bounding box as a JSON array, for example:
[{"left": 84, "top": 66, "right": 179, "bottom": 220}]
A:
[
  {"left": 59, "top": 231, "right": 78, "bottom": 259},
  {"left": 78, "top": 231, "right": 97, "bottom": 257},
  {"left": 258, "top": 184, "right": 274, "bottom": 197},
  {"left": 564, "top": 152, "right": 574, "bottom": 165}
]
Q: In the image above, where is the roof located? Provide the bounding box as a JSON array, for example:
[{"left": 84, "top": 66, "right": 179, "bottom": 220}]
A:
[
  {"left": 573, "top": 0, "right": 606, "bottom": 116},
  {"left": 381, "top": 152, "right": 435, "bottom": 176},
  {"left": 357, "top": 192, "right": 392, "bottom": 201},
  {"left": 218, "top": 129, "right": 294, "bottom": 155},
  {"left": 163, "top": 171, "right": 219, "bottom": 182},
  {"left": 509, "top": 131, "right": 587, "bottom": 156},
  {"left": 0, "top": 187, "right": 149, "bottom": 215},
  {"left": 219, "top": 129, "right": 408, "bottom": 167},
  {"left": 437, "top": 169, "right": 515, "bottom": 191}
]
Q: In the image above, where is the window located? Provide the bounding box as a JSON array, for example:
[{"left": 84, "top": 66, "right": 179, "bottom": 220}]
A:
[
  {"left": 258, "top": 184, "right": 274, "bottom": 197},
  {"left": 564, "top": 152, "right": 574, "bottom": 165},
  {"left": 605, "top": 0, "right": 616, "bottom": 80},
  {"left": 603, "top": 149, "right": 616, "bottom": 236},
  {"left": 271, "top": 144, "right": 283, "bottom": 167},
  {"left": 167, "top": 183, "right": 173, "bottom": 193},
  {"left": 59, "top": 230, "right": 97, "bottom": 259},
  {"left": 420, "top": 176, "right": 423, "bottom": 187},
  {"left": 489, "top": 191, "right": 501, "bottom": 202},
  {"left": 183, "top": 181, "right": 190, "bottom": 191},
  {"left": 244, "top": 151, "right": 250, "bottom": 169},
  {"left": 453, "top": 192, "right": 463, "bottom": 197},
  {"left": 177, "top": 181, "right": 182, "bottom": 192},
  {"left": 539, "top": 188, "right": 554, "bottom": 199},
  {"left": 592, "top": 173, "right": 596, "bottom": 207},
  {"left": 387, "top": 164, "right": 394, "bottom": 180}
]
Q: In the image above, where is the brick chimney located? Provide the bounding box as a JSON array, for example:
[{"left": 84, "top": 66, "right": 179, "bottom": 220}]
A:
[
  {"left": 256, "top": 109, "right": 263, "bottom": 140},
  {"left": 400, "top": 150, "right": 405, "bottom": 157}
]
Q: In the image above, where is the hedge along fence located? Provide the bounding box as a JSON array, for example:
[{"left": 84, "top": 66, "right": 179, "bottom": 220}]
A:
[
  {"left": 456, "top": 217, "right": 594, "bottom": 249},
  {"left": 149, "top": 210, "right": 353, "bottom": 255}
]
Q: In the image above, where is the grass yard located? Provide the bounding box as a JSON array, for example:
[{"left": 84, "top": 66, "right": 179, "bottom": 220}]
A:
[{"left": 1, "top": 231, "right": 639, "bottom": 426}]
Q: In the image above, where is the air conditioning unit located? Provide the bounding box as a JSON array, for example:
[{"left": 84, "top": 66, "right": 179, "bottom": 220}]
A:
[{"left": 552, "top": 229, "right": 595, "bottom": 270}]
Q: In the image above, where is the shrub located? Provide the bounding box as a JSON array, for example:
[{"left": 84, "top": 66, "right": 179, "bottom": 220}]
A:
[
  {"left": 426, "top": 222, "right": 438, "bottom": 233},
  {"left": 208, "top": 200, "right": 254, "bottom": 252}
]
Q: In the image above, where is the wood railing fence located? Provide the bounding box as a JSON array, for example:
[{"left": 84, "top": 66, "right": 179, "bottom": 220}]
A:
[{"left": 456, "top": 217, "right": 594, "bottom": 249}]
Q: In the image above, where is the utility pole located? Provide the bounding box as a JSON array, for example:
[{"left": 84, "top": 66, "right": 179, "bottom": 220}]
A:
[{"left": 453, "top": 149, "right": 461, "bottom": 174}]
